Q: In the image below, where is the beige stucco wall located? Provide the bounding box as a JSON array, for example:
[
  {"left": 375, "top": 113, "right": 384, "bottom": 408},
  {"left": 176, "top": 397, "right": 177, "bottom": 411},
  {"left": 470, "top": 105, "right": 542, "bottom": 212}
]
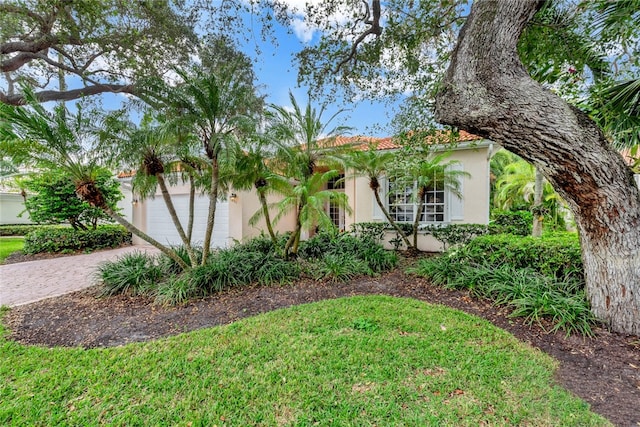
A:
[
  {"left": 0, "top": 193, "right": 32, "bottom": 225},
  {"left": 233, "top": 189, "right": 296, "bottom": 241},
  {"left": 129, "top": 181, "right": 296, "bottom": 246},
  {"left": 345, "top": 142, "right": 494, "bottom": 252}
]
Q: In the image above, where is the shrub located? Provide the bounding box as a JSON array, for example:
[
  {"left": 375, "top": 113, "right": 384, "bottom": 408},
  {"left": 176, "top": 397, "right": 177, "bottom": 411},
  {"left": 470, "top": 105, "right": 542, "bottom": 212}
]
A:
[
  {"left": 360, "top": 245, "right": 398, "bottom": 273},
  {"left": 0, "top": 224, "right": 57, "bottom": 236},
  {"left": 410, "top": 256, "right": 595, "bottom": 336},
  {"left": 157, "top": 246, "right": 203, "bottom": 274},
  {"left": 350, "top": 222, "right": 386, "bottom": 243},
  {"left": 97, "top": 251, "right": 163, "bottom": 296},
  {"left": 490, "top": 210, "right": 533, "bottom": 236},
  {"left": 23, "top": 225, "right": 131, "bottom": 254},
  {"left": 461, "top": 233, "right": 583, "bottom": 281},
  {"left": 311, "top": 254, "right": 372, "bottom": 283},
  {"left": 234, "top": 234, "right": 279, "bottom": 255},
  {"left": 257, "top": 254, "right": 302, "bottom": 285},
  {"left": 298, "top": 231, "right": 337, "bottom": 259},
  {"left": 422, "top": 223, "right": 490, "bottom": 249}
]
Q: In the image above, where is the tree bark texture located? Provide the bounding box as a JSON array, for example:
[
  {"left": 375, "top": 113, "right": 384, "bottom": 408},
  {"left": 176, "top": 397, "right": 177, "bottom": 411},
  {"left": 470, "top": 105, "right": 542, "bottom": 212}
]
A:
[
  {"left": 156, "top": 173, "right": 197, "bottom": 267},
  {"left": 201, "top": 157, "right": 220, "bottom": 265},
  {"left": 532, "top": 168, "right": 544, "bottom": 238},
  {"left": 435, "top": 0, "right": 640, "bottom": 335}
]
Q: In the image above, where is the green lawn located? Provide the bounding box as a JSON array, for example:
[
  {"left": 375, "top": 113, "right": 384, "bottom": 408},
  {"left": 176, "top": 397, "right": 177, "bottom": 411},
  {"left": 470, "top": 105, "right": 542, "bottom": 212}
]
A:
[
  {"left": 0, "top": 237, "right": 23, "bottom": 263},
  {"left": 0, "top": 296, "right": 609, "bottom": 426}
]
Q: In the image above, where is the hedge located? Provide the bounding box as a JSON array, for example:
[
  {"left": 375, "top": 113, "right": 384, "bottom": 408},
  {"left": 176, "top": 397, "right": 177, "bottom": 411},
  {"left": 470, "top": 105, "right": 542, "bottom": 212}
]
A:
[
  {"left": 23, "top": 225, "right": 132, "bottom": 254},
  {"left": 458, "top": 233, "right": 583, "bottom": 282}
]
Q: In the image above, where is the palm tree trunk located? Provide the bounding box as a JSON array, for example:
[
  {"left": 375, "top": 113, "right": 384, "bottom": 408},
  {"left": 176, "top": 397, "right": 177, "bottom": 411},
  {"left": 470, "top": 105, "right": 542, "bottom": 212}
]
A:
[
  {"left": 413, "top": 187, "right": 427, "bottom": 250},
  {"left": 187, "top": 172, "right": 195, "bottom": 242},
  {"left": 532, "top": 168, "right": 544, "bottom": 237},
  {"left": 258, "top": 189, "right": 278, "bottom": 244},
  {"left": 284, "top": 200, "right": 304, "bottom": 258},
  {"left": 156, "top": 173, "right": 197, "bottom": 266},
  {"left": 373, "top": 188, "right": 413, "bottom": 250},
  {"left": 102, "top": 205, "right": 189, "bottom": 271},
  {"left": 202, "top": 157, "right": 219, "bottom": 265}
]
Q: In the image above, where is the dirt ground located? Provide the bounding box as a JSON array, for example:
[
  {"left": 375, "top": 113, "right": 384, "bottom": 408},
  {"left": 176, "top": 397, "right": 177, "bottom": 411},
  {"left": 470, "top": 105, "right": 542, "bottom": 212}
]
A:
[{"left": 3, "top": 262, "right": 639, "bottom": 426}]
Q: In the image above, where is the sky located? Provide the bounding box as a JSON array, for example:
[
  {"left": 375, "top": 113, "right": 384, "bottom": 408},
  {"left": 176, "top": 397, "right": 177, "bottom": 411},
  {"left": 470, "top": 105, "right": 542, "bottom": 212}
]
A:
[
  {"left": 239, "top": 15, "right": 398, "bottom": 138},
  {"left": 0, "top": 1, "right": 400, "bottom": 138}
]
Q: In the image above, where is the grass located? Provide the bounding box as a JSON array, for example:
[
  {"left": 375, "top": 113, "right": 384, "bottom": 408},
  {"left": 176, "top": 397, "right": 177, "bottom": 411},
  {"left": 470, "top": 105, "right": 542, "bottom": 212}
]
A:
[
  {"left": 0, "top": 296, "right": 609, "bottom": 426},
  {"left": 0, "top": 237, "right": 24, "bottom": 263}
]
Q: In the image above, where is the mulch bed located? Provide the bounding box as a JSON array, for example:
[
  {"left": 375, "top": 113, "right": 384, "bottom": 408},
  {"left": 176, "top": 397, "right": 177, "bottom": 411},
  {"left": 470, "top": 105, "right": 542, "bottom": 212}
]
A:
[{"left": 3, "top": 267, "right": 639, "bottom": 426}]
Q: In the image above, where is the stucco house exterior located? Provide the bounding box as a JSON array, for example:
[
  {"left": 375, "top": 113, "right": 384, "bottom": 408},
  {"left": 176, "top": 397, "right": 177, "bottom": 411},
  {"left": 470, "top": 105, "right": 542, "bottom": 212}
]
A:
[{"left": 124, "top": 130, "right": 497, "bottom": 252}]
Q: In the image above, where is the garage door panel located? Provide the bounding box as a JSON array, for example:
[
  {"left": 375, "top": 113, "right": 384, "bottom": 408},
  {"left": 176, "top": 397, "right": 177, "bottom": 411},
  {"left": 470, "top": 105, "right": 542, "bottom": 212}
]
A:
[{"left": 146, "top": 195, "right": 229, "bottom": 248}]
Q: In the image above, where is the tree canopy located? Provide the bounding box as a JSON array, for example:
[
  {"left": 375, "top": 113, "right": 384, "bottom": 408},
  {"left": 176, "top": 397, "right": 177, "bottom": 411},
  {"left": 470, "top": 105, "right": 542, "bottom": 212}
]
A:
[{"left": 0, "top": 0, "right": 196, "bottom": 105}]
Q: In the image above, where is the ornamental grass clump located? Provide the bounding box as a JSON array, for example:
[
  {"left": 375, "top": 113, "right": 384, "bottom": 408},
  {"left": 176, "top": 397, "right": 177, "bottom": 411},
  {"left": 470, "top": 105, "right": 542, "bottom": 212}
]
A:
[
  {"left": 97, "top": 251, "right": 162, "bottom": 296},
  {"left": 409, "top": 233, "right": 595, "bottom": 336}
]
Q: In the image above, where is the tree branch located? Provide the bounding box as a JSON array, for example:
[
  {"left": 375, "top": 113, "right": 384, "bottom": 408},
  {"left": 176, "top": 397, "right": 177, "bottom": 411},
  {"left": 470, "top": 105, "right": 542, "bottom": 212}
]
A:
[
  {"left": 0, "top": 84, "right": 136, "bottom": 105},
  {"left": 334, "top": 0, "right": 382, "bottom": 73}
]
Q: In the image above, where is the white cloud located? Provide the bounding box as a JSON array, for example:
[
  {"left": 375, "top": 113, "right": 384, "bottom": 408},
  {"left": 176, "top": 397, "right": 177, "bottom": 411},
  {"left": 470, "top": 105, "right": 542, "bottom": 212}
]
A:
[{"left": 290, "top": 17, "right": 316, "bottom": 43}]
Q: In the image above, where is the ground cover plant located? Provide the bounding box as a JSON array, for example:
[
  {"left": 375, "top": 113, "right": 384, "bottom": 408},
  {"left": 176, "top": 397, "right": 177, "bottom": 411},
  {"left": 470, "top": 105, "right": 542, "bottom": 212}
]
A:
[
  {"left": 0, "top": 237, "right": 23, "bottom": 263},
  {"left": 97, "top": 233, "right": 398, "bottom": 305},
  {"left": 0, "top": 296, "right": 609, "bottom": 426},
  {"left": 410, "top": 232, "right": 594, "bottom": 335}
]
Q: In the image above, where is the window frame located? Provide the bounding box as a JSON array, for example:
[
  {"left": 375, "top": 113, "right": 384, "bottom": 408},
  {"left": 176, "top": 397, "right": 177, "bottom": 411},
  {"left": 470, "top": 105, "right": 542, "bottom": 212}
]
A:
[{"left": 386, "top": 177, "right": 449, "bottom": 225}]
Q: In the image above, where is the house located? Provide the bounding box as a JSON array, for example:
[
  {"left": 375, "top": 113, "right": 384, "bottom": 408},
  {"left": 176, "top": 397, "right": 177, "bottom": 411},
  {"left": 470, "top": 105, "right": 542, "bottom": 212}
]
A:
[{"left": 123, "top": 131, "right": 496, "bottom": 252}]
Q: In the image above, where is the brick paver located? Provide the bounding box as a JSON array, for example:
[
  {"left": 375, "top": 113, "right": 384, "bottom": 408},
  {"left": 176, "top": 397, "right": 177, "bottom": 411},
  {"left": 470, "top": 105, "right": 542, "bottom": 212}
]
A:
[{"left": 0, "top": 246, "right": 159, "bottom": 307}]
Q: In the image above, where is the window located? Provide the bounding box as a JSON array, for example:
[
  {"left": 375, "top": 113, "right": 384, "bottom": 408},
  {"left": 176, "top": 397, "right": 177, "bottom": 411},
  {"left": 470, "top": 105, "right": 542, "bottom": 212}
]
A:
[
  {"left": 387, "top": 178, "right": 446, "bottom": 223},
  {"left": 327, "top": 173, "right": 345, "bottom": 190}
]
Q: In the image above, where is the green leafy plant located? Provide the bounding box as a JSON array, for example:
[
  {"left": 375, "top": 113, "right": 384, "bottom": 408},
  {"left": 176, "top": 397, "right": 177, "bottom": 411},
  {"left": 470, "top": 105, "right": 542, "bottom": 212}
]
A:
[
  {"left": 312, "top": 254, "right": 372, "bottom": 283},
  {"left": 423, "top": 223, "right": 490, "bottom": 249},
  {"left": 97, "top": 251, "right": 163, "bottom": 296},
  {"left": 490, "top": 210, "right": 533, "bottom": 236},
  {"left": 463, "top": 233, "right": 583, "bottom": 281},
  {"left": 20, "top": 168, "right": 122, "bottom": 230},
  {"left": 0, "top": 224, "right": 60, "bottom": 236},
  {"left": 409, "top": 232, "right": 594, "bottom": 336},
  {"left": 256, "top": 254, "right": 301, "bottom": 285},
  {"left": 155, "top": 273, "right": 204, "bottom": 306},
  {"left": 350, "top": 222, "right": 387, "bottom": 243},
  {"left": 23, "top": 225, "right": 131, "bottom": 254}
]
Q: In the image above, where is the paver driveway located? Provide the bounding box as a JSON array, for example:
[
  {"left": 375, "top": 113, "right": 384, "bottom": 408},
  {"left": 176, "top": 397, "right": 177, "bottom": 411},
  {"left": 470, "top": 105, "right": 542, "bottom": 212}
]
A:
[{"left": 0, "top": 245, "right": 159, "bottom": 307}]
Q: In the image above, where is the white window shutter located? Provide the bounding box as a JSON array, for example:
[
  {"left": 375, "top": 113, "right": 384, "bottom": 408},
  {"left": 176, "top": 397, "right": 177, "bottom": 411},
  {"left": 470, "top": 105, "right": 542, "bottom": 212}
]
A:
[
  {"left": 372, "top": 176, "right": 387, "bottom": 220},
  {"left": 448, "top": 164, "right": 465, "bottom": 221}
]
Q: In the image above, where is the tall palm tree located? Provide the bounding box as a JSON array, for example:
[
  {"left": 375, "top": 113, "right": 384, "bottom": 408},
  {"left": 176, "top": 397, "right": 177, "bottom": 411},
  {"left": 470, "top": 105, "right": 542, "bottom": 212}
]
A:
[
  {"left": 157, "top": 65, "right": 262, "bottom": 264},
  {"left": 0, "top": 89, "right": 190, "bottom": 270},
  {"left": 266, "top": 92, "right": 352, "bottom": 257},
  {"left": 99, "top": 114, "right": 200, "bottom": 266}
]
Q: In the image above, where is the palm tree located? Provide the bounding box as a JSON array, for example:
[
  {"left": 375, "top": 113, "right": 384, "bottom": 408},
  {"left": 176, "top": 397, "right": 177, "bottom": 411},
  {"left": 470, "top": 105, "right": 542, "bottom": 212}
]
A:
[
  {"left": 99, "top": 114, "right": 200, "bottom": 266},
  {"left": 403, "top": 151, "right": 470, "bottom": 249},
  {"left": 0, "top": 89, "right": 190, "bottom": 270},
  {"left": 274, "top": 170, "right": 351, "bottom": 257},
  {"left": 228, "top": 139, "right": 285, "bottom": 246},
  {"left": 157, "top": 65, "right": 262, "bottom": 264},
  {"left": 266, "top": 91, "right": 353, "bottom": 257},
  {"left": 345, "top": 145, "right": 413, "bottom": 249}
]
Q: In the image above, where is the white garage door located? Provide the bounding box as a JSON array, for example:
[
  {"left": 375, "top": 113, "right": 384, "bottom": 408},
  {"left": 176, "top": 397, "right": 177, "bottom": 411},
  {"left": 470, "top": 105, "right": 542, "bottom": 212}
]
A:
[{"left": 146, "top": 195, "right": 230, "bottom": 248}]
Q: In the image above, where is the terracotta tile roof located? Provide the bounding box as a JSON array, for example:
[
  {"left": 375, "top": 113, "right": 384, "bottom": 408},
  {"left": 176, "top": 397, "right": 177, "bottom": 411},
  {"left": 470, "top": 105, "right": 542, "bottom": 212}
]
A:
[
  {"left": 117, "top": 170, "right": 136, "bottom": 178},
  {"left": 331, "top": 130, "right": 483, "bottom": 151}
]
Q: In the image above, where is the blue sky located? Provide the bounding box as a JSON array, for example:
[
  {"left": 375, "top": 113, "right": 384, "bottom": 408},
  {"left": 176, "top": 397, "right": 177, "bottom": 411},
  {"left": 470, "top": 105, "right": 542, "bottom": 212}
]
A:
[{"left": 238, "top": 15, "right": 397, "bottom": 137}]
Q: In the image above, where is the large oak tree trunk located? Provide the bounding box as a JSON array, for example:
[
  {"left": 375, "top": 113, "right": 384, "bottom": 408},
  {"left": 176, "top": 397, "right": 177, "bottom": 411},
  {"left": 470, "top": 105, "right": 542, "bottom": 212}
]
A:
[{"left": 435, "top": 0, "right": 640, "bottom": 335}]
